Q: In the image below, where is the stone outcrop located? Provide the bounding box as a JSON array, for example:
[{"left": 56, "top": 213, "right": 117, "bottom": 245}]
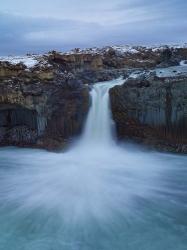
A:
[
  {"left": 47, "top": 45, "right": 187, "bottom": 73},
  {"left": 0, "top": 62, "right": 89, "bottom": 150},
  {"left": 0, "top": 62, "right": 26, "bottom": 78},
  {"left": 48, "top": 52, "right": 103, "bottom": 72},
  {"left": 110, "top": 73, "right": 187, "bottom": 153}
]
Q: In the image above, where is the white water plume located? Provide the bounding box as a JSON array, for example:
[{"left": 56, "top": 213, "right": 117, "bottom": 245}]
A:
[{"left": 81, "top": 78, "right": 124, "bottom": 146}]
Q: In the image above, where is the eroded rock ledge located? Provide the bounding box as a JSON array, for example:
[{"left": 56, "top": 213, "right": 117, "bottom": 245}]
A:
[
  {"left": 110, "top": 73, "right": 187, "bottom": 153},
  {"left": 0, "top": 61, "right": 89, "bottom": 150}
]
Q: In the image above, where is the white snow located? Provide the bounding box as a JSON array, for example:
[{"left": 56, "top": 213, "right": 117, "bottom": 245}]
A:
[
  {"left": 62, "top": 45, "right": 140, "bottom": 56},
  {"left": 62, "top": 47, "right": 102, "bottom": 55},
  {"left": 151, "top": 46, "right": 166, "bottom": 52},
  {"left": 110, "top": 45, "right": 139, "bottom": 54},
  {"left": 0, "top": 55, "right": 39, "bottom": 68}
]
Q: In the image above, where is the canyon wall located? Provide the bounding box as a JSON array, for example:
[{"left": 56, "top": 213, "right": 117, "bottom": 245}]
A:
[
  {"left": 0, "top": 45, "right": 187, "bottom": 152},
  {"left": 110, "top": 74, "right": 187, "bottom": 153},
  {"left": 0, "top": 61, "right": 89, "bottom": 150}
]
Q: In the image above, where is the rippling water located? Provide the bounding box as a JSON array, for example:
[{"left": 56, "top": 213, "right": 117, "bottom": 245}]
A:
[{"left": 0, "top": 79, "right": 186, "bottom": 249}]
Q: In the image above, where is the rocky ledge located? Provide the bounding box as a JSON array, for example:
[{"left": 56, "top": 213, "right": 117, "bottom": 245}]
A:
[
  {"left": 0, "top": 59, "right": 89, "bottom": 150},
  {"left": 110, "top": 70, "right": 187, "bottom": 153},
  {"left": 0, "top": 44, "right": 187, "bottom": 152}
]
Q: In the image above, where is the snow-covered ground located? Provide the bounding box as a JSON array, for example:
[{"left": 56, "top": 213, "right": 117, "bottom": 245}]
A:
[{"left": 0, "top": 55, "right": 39, "bottom": 68}]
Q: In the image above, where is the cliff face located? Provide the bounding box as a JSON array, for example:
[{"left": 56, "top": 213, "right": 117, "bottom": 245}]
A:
[
  {"left": 110, "top": 73, "right": 187, "bottom": 153},
  {"left": 48, "top": 45, "right": 187, "bottom": 72},
  {"left": 0, "top": 61, "right": 89, "bottom": 150},
  {"left": 0, "top": 44, "right": 187, "bottom": 151}
]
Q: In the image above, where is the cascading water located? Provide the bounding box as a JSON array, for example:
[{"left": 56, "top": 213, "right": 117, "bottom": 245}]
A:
[
  {"left": 0, "top": 78, "right": 186, "bottom": 250},
  {"left": 81, "top": 78, "right": 123, "bottom": 146}
]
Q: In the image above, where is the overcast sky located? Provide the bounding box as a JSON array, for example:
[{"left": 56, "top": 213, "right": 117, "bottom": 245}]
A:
[{"left": 0, "top": 0, "right": 187, "bottom": 55}]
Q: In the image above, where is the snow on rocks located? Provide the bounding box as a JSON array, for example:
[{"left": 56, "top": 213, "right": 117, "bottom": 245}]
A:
[
  {"left": 61, "top": 45, "right": 140, "bottom": 56},
  {"left": 60, "top": 43, "right": 187, "bottom": 57},
  {"left": 0, "top": 55, "right": 39, "bottom": 68},
  {"left": 109, "top": 45, "right": 139, "bottom": 54},
  {"left": 61, "top": 47, "right": 102, "bottom": 56},
  {"left": 136, "top": 43, "right": 187, "bottom": 53}
]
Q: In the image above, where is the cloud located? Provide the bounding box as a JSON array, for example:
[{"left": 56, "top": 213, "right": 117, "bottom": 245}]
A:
[
  {"left": 0, "top": 0, "right": 187, "bottom": 55},
  {"left": 0, "top": 12, "right": 103, "bottom": 54}
]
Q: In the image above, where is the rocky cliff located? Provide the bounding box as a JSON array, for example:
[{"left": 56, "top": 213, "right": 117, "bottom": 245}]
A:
[
  {"left": 47, "top": 45, "right": 187, "bottom": 77},
  {"left": 0, "top": 44, "right": 187, "bottom": 151},
  {"left": 0, "top": 59, "right": 89, "bottom": 150},
  {"left": 110, "top": 71, "right": 187, "bottom": 153}
]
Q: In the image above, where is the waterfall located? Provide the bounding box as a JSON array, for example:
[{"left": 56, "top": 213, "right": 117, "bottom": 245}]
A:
[
  {"left": 81, "top": 78, "right": 124, "bottom": 146},
  {"left": 0, "top": 78, "right": 186, "bottom": 250}
]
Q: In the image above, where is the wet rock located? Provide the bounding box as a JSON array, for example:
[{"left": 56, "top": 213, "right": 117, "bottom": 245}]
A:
[
  {"left": 0, "top": 63, "right": 89, "bottom": 150},
  {"left": 110, "top": 74, "right": 187, "bottom": 153}
]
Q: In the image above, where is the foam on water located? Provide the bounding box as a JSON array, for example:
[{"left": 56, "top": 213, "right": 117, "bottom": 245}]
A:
[{"left": 0, "top": 78, "right": 186, "bottom": 250}]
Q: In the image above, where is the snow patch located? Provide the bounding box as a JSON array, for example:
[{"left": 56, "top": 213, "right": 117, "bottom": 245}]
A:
[
  {"left": 110, "top": 45, "right": 139, "bottom": 54},
  {"left": 61, "top": 45, "right": 140, "bottom": 56},
  {"left": 62, "top": 47, "right": 102, "bottom": 56},
  {"left": 0, "top": 55, "right": 39, "bottom": 68}
]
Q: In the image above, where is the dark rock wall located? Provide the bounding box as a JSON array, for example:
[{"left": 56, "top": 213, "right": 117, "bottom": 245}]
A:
[
  {"left": 39, "top": 87, "right": 89, "bottom": 149},
  {"left": 0, "top": 105, "right": 39, "bottom": 145},
  {"left": 0, "top": 71, "right": 89, "bottom": 149},
  {"left": 110, "top": 76, "right": 187, "bottom": 153}
]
